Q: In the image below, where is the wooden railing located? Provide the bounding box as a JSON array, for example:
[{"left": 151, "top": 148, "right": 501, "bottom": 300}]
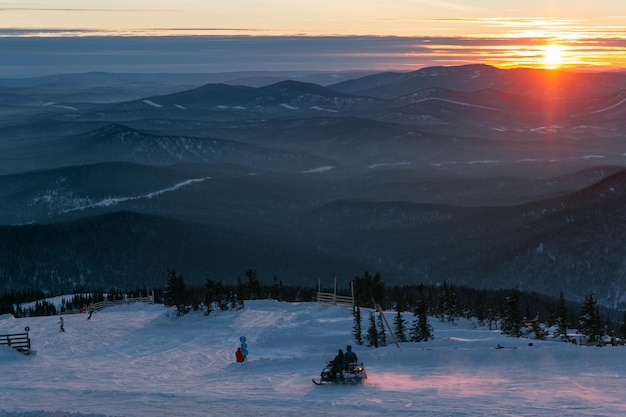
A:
[
  {"left": 0, "top": 332, "right": 31, "bottom": 355},
  {"left": 316, "top": 292, "right": 354, "bottom": 306},
  {"left": 60, "top": 294, "right": 154, "bottom": 315},
  {"left": 316, "top": 278, "right": 354, "bottom": 307},
  {"left": 93, "top": 295, "right": 153, "bottom": 311}
]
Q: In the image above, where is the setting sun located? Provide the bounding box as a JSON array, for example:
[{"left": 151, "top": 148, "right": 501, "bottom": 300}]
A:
[{"left": 542, "top": 44, "right": 565, "bottom": 69}]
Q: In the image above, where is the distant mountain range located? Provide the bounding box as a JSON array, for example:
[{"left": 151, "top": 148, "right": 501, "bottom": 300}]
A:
[{"left": 1, "top": 64, "right": 626, "bottom": 307}]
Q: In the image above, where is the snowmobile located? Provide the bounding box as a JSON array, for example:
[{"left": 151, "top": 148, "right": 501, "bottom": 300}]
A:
[{"left": 312, "top": 360, "right": 367, "bottom": 385}]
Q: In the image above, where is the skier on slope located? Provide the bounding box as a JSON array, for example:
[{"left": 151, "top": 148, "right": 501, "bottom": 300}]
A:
[{"left": 87, "top": 302, "right": 94, "bottom": 320}]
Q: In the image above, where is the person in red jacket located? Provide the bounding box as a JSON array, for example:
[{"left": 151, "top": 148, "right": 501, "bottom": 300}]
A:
[{"left": 235, "top": 347, "right": 244, "bottom": 362}]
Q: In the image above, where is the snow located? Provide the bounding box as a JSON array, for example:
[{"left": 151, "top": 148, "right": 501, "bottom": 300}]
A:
[
  {"left": 302, "top": 166, "right": 334, "bottom": 173},
  {"left": 310, "top": 106, "right": 338, "bottom": 113},
  {"left": 60, "top": 177, "right": 211, "bottom": 214},
  {"left": 216, "top": 105, "right": 247, "bottom": 110},
  {"left": 41, "top": 102, "right": 78, "bottom": 111},
  {"left": 411, "top": 97, "right": 499, "bottom": 111},
  {"left": 143, "top": 100, "right": 162, "bottom": 108},
  {"left": 1, "top": 300, "right": 626, "bottom": 417},
  {"left": 368, "top": 162, "right": 410, "bottom": 169},
  {"left": 589, "top": 97, "right": 626, "bottom": 114}
]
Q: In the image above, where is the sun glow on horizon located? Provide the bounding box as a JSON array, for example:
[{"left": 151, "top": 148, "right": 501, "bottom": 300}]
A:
[{"left": 541, "top": 44, "right": 565, "bottom": 69}]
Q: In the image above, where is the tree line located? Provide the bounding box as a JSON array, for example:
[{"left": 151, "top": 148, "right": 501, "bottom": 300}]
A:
[
  {"left": 352, "top": 272, "right": 626, "bottom": 347},
  {"left": 3, "top": 268, "right": 626, "bottom": 346}
]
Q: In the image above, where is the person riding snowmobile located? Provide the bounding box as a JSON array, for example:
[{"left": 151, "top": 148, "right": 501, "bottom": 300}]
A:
[
  {"left": 331, "top": 348, "right": 344, "bottom": 381},
  {"left": 343, "top": 345, "right": 357, "bottom": 371}
]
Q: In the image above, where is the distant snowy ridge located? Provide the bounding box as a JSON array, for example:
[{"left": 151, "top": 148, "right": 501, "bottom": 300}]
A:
[
  {"left": 61, "top": 177, "right": 211, "bottom": 214},
  {"left": 311, "top": 106, "right": 338, "bottom": 113},
  {"left": 589, "top": 97, "right": 626, "bottom": 114},
  {"left": 41, "top": 102, "right": 78, "bottom": 111},
  {"left": 368, "top": 162, "right": 410, "bottom": 169},
  {"left": 403, "top": 91, "right": 500, "bottom": 111},
  {"left": 143, "top": 100, "right": 163, "bottom": 108},
  {"left": 414, "top": 97, "right": 499, "bottom": 111},
  {"left": 302, "top": 166, "right": 334, "bottom": 173}
]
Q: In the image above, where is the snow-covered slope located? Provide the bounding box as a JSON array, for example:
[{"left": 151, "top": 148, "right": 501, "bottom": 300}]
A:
[{"left": 1, "top": 300, "right": 625, "bottom": 416}]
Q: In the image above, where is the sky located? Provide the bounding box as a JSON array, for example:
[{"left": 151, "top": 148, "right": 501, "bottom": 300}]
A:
[
  {"left": 2, "top": 299, "right": 626, "bottom": 416},
  {"left": 1, "top": 1, "right": 626, "bottom": 76}
]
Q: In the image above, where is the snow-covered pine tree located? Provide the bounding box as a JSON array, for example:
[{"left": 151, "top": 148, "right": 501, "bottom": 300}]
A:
[
  {"left": 204, "top": 278, "right": 215, "bottom": 315},
  {"left": 377, "top": 312, "right": 387, "bottom": 347},
  {"left": 526, "top": 314, "right": 548, "bottom": 340},
  {"left": 393, "top": 310, "right": 408, "bottom": 342},
  {"left": 500, "top": 288, "right": 523, "bottom": 337},
  {"left": 366, "top": 311, "right": 379, "bottom": 347},
  {"left": 410, "top": 286, "right": 433, "bottom": 342},
  {"left": 245, "top": 269, "right": 261, "bottom": 300},
  {"left": 553, "top": 291, "right": 569, "bottom": 341},
  {"left": 164, "top": 269, "right": 188, "bottom": 316},
  {"left": 437, "top": 282, "right": 460, "bottom": 323},
  {"left": 620, "top": 311, "right": 626, "bottom": 340},
  {"left": 352, "top": 306, "right": 363, "bottom": 345},
  {"left": 578, "top": 294, "right": 604, "bottom": 343}
]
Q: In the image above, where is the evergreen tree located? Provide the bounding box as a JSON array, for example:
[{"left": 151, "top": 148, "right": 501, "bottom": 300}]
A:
[
  {"left": 352, "top": 306, "right": 363, "bottom": 345},
  {"left": 353, "top": 271, "right": 386, "bottom": 309},
  {"left": 366, "top": 311, "right": 379, "bottom": 347},
  {"left": 437, "top": 282, "right": 460, "bottom": 323},
  {"left": 619, "top": 311, "right": 626, "bottom": 340},
  {"left": 579, "top": 294, "right": 604, "bottom": 343},
  {"left": 475, "top": 294, "right": 486, "bottom": 326},
  {"left": 378, "top": 312, "right": 387, "bottom": 347},
  {"left": 204, "top": 278, "right": 216, "bottom": 315},
  {"left": 270, "top": 276, "right": 282, "bottom": 301},
  {"left": 410, "top": 285, "right": 433, "bottom": 342},
  {"left": 553, "top": 291, "right": 570, "bottom": 341},
  {"left": 501, "top": 288, "right": 524, "bottom": 337},
  {"left": 164, "top": 269, "right": 188, "bottom": 316},
  {"left": 527, "top": 313, "right": 548, "bottom": 340},
  {"left": 246, "top": 269, "right": 261, "bottom": 300},
  {"left": 393, "top": 310, "right": 408, "bottom": 342},
  {"left": 394, "top": 291, "right": 407, "bottom": 313}
]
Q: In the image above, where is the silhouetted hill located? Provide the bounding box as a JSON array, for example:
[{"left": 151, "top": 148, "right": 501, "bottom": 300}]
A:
[
  {"left": 3, "top": 64, "right": 626, "bottom": 306},
  {"left": 0, "top": 211, "right": 363, "bottom": 293},
  {"left": 2, "top": 169, "right": 626, "bottom": 305},
  {"left": 330, "top": 64, "right": 626, "bottom": 100}
]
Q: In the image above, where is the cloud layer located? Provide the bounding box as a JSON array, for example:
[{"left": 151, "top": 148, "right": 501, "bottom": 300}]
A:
[{"left": 1, "top": 35, "right": 624, "bottom": 78}]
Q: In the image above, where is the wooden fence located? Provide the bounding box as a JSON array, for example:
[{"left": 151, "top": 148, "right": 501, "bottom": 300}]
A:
[
  {"left": 0, "top": 332, "right": 31, "bottom": 355},
  {"left": 93, "top": 295, "right": 153, "bottom": 311},
  {"left": 316, "top": 292, "right": 354, "bottom": 306},
  {"left": 60, "top": 293, "right": 154, "bottom": 315},
  {"left": 316, "top": 278, "right": 354, "bottom": 307}
]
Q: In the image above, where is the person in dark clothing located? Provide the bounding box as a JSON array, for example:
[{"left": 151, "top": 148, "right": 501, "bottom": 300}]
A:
[
  {"left": 331, "top": 348, "right": 344, "bottom": 381},
  {"left": 343, "top": 345, "right": 357, "bottom": 371}
]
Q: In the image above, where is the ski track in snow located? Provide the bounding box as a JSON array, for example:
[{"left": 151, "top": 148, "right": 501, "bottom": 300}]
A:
[
  {"left": 2, "top": 300, "right": 626, "bottom": 417},
  {"left": 61, "top": 177, "right": 211, "bottom": 214}
]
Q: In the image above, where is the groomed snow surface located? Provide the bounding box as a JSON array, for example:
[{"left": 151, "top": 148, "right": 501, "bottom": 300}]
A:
[{"left": 1, "top": 300, "right": 625, "bottom": 417}]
